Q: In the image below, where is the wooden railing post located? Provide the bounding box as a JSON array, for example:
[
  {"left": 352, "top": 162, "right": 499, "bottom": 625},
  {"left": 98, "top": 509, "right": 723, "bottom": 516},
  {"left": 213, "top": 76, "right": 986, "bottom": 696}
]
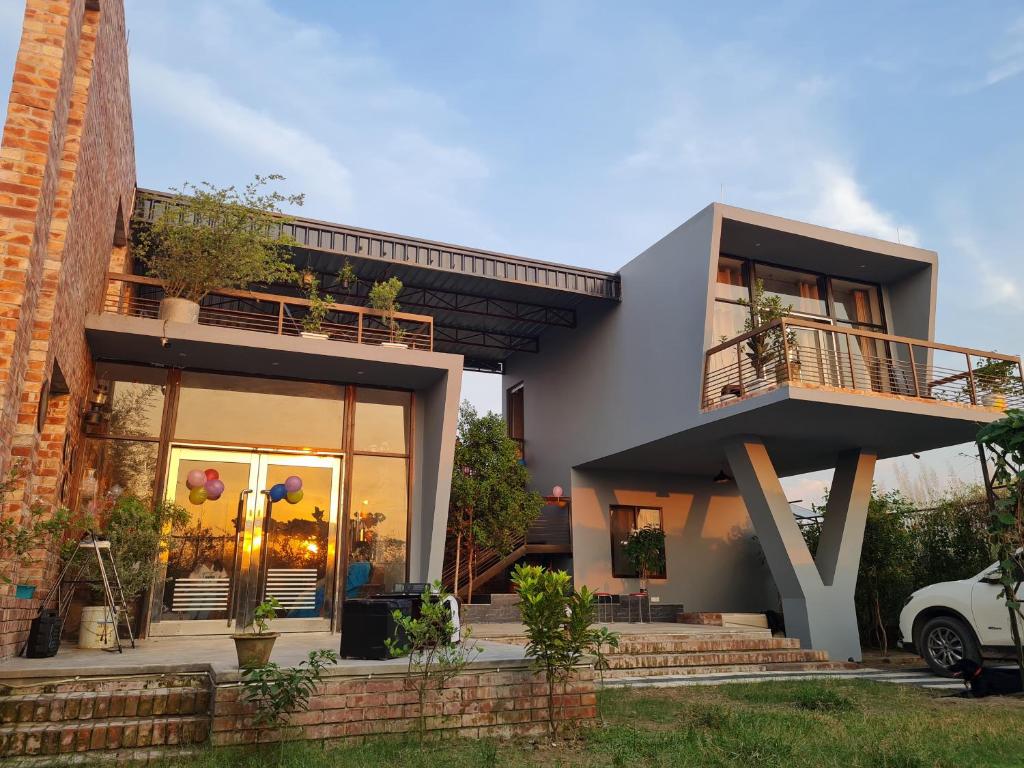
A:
[
  {"left": 357, "top": 310, "right": 363, "bottom": 344},
  {"left": 780, "top": 319, "right": 791, "bottom": 382},
  {"left": 736, "top": 341, "right": 745, "bottom": 395},
  {"left": 908, "top": 343, "right": 920, "bottom": 397},
  {"left": 965, "top": 353, "right": 978, "bottom": 404},
  {"left": 277, "top": 301, "right": 285, "bottom": 334}
]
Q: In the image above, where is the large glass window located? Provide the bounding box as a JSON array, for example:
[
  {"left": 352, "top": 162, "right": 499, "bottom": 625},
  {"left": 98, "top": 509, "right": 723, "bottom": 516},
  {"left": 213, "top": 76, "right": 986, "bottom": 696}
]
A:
[
  {"left": 76, "top": 438, "right": 160, "bottom": 510},
  {"left": 95, "top": 363, "right": 166, "bottom": 439},
  {"left": 353, "top": 388, "right": 410, "bottom": 454},
  {"left": 610, "top": 506, "right": 666, "bottom": 579},
  {"left": 175, "top": 373, "right": 345, "bottom": 450},
  {"left": 832, "top": 279, "right": 884, "bottom": 328},
  {"left": 348, "top": 455, "right": 408, "bottom": 594},
  {"left": 753, "top": 264, "right": 827, "bottom": 316}
]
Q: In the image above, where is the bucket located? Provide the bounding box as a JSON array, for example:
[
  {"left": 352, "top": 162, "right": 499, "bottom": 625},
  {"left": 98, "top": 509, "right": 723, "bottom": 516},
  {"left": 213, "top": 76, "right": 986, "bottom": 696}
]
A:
[
  {"left": 14, "top": 584, "right": 36, "bottom": 600},
  {"left": 79, "top": 606, "right": 117, "bottom": 649}
]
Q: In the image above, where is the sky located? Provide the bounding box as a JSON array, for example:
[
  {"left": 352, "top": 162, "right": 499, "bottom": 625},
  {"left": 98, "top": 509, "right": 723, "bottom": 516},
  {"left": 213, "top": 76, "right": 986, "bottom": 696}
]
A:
[{"left": 1, "top": 1, "right": 1022, "bottom": 505}]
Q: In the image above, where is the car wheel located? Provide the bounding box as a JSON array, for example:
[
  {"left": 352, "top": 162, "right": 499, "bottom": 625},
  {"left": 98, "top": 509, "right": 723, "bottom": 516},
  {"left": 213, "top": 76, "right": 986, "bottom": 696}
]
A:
[{"left": 919, "top": 616, "right": 981, "bottom": 677}]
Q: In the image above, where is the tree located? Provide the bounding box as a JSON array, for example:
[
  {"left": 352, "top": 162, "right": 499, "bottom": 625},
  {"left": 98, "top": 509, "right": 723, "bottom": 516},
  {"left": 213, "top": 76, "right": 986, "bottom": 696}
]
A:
[
  {"left": 622, "top": 525, "right": 666, "bottom": 592},
  {"left": 449, "top": 403, "right": 543, "bottom": 601},
  {"left": 135, "top": 174, "right": 301, "bottom": 303},
  {"left": 512, "top": 564, "right": 597, "bottom": 739},
  {"left": 368, "top": 276, "right": 405, "bottom": 343},
  {"left": 976, "top": 409, "right": 1024, "bottom": 689}
]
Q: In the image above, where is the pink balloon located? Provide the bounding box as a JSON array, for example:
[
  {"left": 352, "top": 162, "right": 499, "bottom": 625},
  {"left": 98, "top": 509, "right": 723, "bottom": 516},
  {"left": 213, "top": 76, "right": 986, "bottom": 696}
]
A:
[
  {"left": 205, "top": 479, "right": 224, "bottom": 499},
  {"left": 284, "top": 475, "right": 302, "bottom": 493},
  {"left": 186, "top": 469, "right": 206, "bottom": 490},
  {"left": 552, "top": 485, "right": 564, "bottom": 498}
]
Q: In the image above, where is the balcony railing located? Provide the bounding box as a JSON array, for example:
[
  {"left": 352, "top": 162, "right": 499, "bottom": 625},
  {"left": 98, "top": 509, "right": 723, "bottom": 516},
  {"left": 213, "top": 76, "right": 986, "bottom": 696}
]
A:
[
  {"left": 702, "top": 317, "right": 1024, "bottom": 411},
  {"left": 102, "top": 273, "right": 433, "bottom": 351}
]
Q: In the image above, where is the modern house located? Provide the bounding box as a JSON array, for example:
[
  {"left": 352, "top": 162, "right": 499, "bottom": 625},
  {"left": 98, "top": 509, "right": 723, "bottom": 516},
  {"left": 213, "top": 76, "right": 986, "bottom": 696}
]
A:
[{"left": 1, "top": 0, "right": 1021, "bottom": 666}]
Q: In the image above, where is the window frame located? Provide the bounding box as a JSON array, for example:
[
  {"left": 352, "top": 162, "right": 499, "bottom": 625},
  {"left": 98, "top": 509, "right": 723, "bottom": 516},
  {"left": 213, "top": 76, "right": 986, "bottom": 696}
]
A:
[{"left": 609, "top": 505, "right": 667, "bottom": 580}]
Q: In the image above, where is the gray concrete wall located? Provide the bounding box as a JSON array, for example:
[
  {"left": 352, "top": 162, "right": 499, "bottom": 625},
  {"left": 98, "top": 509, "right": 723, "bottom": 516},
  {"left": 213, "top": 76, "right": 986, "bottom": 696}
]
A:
[{"left": 569, "top": 469, "right": 778, "bottom": 611}]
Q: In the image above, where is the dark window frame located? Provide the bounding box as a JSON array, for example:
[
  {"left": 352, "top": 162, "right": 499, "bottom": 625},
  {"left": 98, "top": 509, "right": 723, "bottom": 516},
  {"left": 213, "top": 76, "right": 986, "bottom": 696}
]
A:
[{"left": 609, "top": 505, "right": 667, "bottom": 579}]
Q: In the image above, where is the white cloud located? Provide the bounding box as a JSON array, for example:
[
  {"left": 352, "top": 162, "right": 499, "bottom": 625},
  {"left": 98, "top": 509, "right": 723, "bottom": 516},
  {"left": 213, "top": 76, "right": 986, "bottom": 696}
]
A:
[
  {"left": 984, "top": 16, "right": 1024, "bottom": 87},
  {"left": 808, "top": 160, "right": 918, "bottom": 245}
]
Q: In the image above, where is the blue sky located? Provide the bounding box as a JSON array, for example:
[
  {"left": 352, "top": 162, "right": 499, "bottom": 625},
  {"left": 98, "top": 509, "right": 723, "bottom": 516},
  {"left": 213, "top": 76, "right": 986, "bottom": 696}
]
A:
[{"left": 2, "top": 1, "right": 1022, "bottom": 504}]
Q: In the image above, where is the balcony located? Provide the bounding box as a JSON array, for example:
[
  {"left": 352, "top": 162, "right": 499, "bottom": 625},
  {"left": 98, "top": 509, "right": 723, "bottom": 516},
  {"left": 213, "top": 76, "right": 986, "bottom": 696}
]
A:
[
  {"left": 102, "top": 273, "right": 434, "bottom": 351},
  {"left": 702, "top": 317, "right": 1024, "bottom": 412}
]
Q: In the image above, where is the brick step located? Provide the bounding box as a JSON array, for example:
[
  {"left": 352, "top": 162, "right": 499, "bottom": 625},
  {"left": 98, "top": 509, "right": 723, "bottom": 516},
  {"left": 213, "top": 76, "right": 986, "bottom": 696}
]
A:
[
  {"left": 0, "top": 714, "right": 211, "bottom": 758},
  {"left": 0, "top": 672, "right": 209, "bottom": 696},
  {"left": 612, "top": 637, "right": 801, "bottom": 655},
  {"left": 606, "top": 648, "right": 829, "bottom": 670},
  {"left": 602, "top": 660, "right": 856, "bottom": 680},
  {"left": 0, "top": 686, "right": 212, "bottom": 725},
  {"left": 2, "top": 745, "right": 203, "bottom": 768}
]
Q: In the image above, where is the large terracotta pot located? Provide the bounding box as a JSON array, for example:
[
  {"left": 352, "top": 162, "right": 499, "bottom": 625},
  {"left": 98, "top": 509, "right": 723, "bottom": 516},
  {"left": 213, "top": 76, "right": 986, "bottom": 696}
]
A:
[
  {"left": 232, "top": 632, "right": 279, "bottom": 668},
  {"left": 158, "top": 297, "right": 200, "bottom": 323}
]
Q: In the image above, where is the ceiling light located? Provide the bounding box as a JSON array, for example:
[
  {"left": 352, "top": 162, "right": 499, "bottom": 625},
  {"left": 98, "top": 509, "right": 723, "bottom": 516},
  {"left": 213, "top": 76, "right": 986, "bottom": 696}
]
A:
[{"left": 713, "top": 470, "right": 732, "bottom": 485}]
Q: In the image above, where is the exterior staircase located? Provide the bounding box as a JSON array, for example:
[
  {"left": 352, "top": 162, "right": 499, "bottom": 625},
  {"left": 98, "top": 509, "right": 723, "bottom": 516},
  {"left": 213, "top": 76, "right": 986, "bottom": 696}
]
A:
[
  {"left": 0, "top": 672, "right": 212, "bottom": 765},
  {"left": 598, "top": 629, "right": 854, "bottom": 680}
]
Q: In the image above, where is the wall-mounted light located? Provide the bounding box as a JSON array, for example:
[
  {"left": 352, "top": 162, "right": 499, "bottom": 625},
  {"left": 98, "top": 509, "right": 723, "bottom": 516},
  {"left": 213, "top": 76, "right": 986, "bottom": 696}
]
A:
[{"left": 713, "top": 470, "right": 732, "bottom": 485}]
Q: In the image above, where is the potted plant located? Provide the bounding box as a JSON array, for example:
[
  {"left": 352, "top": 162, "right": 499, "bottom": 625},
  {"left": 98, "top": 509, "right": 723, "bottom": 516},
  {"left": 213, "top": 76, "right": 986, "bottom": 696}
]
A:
[
  {"left": 368, "top": 276, "right": 407, "bottom": 348},
  {"left": 299, "top": 274, "right": 332, "bottom": 340},
  {"left": 973, "top": 359, "right": 1019, "bottom": 408},
  {"left": 233, "top": 596, "right": 281, "bottom": 668},
  {"left": 622, "top": 524, "right": 666, "bottom": 593},
  {"left": 0, "top": 463, "right": 73, "bottom": 599},
  {"left": 135, "top": 175, "right": 302, "bottom": 323},
  {"left": 737, "top": 279, "right": 799, "bottom": 384}
]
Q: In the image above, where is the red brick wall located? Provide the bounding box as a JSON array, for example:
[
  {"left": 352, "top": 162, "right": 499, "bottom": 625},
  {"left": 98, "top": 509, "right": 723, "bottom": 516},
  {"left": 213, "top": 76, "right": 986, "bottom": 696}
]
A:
[{"left": 0, "top": 0, "right": 136, "bottom": 658}]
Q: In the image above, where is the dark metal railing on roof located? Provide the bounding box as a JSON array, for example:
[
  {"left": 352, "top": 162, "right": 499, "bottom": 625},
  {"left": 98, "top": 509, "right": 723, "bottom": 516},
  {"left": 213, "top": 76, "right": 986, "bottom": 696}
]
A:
[
  {"left": 133, "top": 188, "right": 621, "bottom": 300},
  {"left": 703, "top": 317, "right": 1024, "bottom": 411}
]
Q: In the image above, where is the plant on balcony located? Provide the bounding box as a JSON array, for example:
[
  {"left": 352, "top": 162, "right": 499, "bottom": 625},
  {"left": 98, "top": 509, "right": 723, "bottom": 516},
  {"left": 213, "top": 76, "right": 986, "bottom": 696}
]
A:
[
  {"left": 136, "top": 174, "right": 301, "bottom": 322},
  {"left": 512, "top": 564, "right": 597, "bottom": 739},
  {"left": 973, "top": 359, "right": 1019, "bottom": 408},
  {"left": 622, "top": 524, "right": 666, "bottom": 592},
  {"left": 299, "top": 274, "right": 332, "bottom": 338},
  {"left": 386, "top": 582, "right": 482, "bottom": 742},
  {"left": 449, "top": 403, "right": 544, "bottom": 602},
  {"left": 976, "top": 410, "right": 1024, "bottom": 690},
  {"left": 737, "top": 279, "right": 798, "bottom": 381},
  {"left": 368, "top": 276, "right": 406, "bottom": 345}
]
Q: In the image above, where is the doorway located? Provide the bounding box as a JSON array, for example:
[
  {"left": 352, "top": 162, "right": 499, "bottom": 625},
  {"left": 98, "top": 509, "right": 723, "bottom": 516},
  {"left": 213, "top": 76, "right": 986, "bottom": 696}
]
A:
[{"left": 151, "top": 447, "right": 342, "bottom": 636}]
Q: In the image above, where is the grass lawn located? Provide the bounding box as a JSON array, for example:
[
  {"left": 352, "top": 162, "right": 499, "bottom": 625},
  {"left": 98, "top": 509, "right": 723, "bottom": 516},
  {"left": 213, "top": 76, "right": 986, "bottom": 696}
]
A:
[{"left": 156, "top": 679, "right": 1024, "bottom": 768}]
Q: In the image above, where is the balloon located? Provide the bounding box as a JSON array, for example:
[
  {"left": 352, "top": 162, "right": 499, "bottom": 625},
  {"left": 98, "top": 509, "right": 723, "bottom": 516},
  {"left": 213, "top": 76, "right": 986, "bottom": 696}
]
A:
[
  {"left": 552, "top": 485, "right": 564, "bottom": 498},
  {"left": 269, "top": 483, "right": 287, "bottom": 503},
  {"left": 204, "top": 468, "right": 220, "bottom": 481},
  {"left": 186, "top": 469, "right": 206, "bottom": 490},
  {"left": 284, "top": 475, "right": 303, "bottom": 493},
  {"left": 286, "top": 489, "right": 304, "bottom": 505},
  {"left": 204, "top": 479, "right": 225, "bottom": 500},
  {"left": 188, "top": 486, "right": 208, "bottom": 505}
]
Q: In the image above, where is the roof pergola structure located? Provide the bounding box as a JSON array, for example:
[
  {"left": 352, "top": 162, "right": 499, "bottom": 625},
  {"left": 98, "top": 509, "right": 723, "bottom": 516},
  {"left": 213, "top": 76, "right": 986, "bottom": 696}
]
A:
[{"left": 133, "top": 189, "right": 622, "bottom": 373}]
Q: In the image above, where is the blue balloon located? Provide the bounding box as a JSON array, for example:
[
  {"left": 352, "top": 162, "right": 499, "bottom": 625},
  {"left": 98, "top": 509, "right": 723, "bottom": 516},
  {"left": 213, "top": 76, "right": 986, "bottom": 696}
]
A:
[{"left": 269, "top": 483, "right": 287, "bottom": 502}]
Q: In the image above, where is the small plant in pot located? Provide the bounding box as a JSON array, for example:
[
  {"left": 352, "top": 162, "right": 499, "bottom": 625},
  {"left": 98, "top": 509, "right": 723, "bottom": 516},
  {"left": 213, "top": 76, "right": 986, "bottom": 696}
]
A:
[
  {"left": 368, "top": 276, "right": 407, "bottom": 347},
  {"left": 233, "top": 596, "right": 282, "bottom": 668},
  {"left": 973, "top": 358, "right": 1019, "bottom": 408},
  {"left": 737, "top": 279, "right": 799, "bottom": 385},
  {"left": 299, "top": 273, "right": 332, "bottom": 340},
  {"left": 135, "top": 174, "right": 302, "bottom": 323}
]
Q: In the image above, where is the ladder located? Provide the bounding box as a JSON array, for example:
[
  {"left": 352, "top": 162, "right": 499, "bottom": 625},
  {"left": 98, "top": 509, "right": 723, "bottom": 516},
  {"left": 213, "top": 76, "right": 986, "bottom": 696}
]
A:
[{"left": 39, "top": 532, "right": 136, "bottom": 653}]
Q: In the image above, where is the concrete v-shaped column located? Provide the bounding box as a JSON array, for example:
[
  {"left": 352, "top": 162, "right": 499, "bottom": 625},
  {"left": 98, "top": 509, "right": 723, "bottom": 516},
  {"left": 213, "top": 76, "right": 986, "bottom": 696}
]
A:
[{"left": 724, "top": 437, "right": 876, "bottom": 662}]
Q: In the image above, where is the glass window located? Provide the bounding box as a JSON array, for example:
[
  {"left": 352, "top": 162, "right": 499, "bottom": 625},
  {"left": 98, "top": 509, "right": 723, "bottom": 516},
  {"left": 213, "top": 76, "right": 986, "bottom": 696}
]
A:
[
  {"left": 832, "top": 279, "right": 884, "bottom": 328},
  {"left": 76, "top": 438, "right": 160, "bottom": 511},
  {"left": 754, "top": 264, "right": 826, "bottom": 316},
  {"left": 715, "top": 256, "right": 748, "bottom": 301},
  {"left": 94, "top": 363, "right": 166, "bottom": 439},
  {"left": 175, "top": 373, "right": 345, "bottom": 450},
  {"left": 348, "top": 455, "right": 408, "bottom": 593},
  {"left": 353, "top": 388, "right": 410, "bottom": 454},
  {"left": 610, "top": 506, "right": 666, "bottom": 579}
]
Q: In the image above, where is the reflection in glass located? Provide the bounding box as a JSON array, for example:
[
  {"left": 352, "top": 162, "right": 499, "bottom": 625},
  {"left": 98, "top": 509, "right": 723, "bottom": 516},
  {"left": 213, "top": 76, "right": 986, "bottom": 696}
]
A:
[
  {"left": 348, "top": 455, "right": 408, "bottom": 595},
  {"left": 262, "top": 464, "right": 333, "bottom": 619},
  {"left": 754, "top": 264, "right": 826, "bottom": 316},
  {"left": 832, "top": 279, "right": 883, "bottom": 327},
  {"left": 353, "top": 389, "right": 410, "bottom": 454},
  {"left": 95, "top": 363, "right": 166, "bottom": 438},
  {"left": 161, "top": 459, "right": 250, "bottom": 621},
  {"left": 175, "top": 373, "right": 345, "bottom": 449},
  {"left": 76, "top": 438, "right": 159, "bottom": 512}
]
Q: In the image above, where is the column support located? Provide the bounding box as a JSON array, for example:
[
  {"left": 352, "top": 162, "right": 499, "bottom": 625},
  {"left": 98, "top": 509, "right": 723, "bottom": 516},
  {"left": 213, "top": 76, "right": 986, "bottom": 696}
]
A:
[{"left": 725, "top": 437, "right": 876, "bottom": 662}]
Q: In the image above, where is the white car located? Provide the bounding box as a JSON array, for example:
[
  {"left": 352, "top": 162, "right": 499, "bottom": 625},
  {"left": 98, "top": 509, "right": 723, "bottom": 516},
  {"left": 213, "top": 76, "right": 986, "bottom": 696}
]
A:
[{"left": 899, "top": 561, "right": 1023, "bottom": 676}]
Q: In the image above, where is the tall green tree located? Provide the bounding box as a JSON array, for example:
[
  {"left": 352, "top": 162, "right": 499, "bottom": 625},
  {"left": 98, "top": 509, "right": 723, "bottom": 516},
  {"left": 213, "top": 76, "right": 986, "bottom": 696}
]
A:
[{"left": 449, "top": 403, "right": 543, "bottom": 601}]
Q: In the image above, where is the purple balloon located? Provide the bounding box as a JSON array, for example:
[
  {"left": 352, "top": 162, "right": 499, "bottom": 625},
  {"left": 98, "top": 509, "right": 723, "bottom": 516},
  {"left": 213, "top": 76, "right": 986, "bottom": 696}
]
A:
[
  {"left": 204, "top": 479, "right": 225, "bottom": 499},
  {"left": 284, "top": 475, "right": 302, "bottom": 493},
  {"left": 186, "top": 469, "right": 206, "bottom": 490}
]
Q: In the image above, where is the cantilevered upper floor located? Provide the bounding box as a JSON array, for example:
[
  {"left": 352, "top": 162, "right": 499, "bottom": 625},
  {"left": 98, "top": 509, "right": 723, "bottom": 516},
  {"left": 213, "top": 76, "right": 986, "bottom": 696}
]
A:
[{"left": 502, "top": 203, "right": 1022, "bottom": 484}]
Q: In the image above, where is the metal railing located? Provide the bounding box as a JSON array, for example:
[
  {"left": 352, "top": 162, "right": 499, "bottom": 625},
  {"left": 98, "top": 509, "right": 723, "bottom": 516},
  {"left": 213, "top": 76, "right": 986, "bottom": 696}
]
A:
[
  {"left": 102, "top": 273, "right": 433, "bottom": 351},
  {"left": 702, "top": 317, "right": 1024, "bottom": 411}
]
